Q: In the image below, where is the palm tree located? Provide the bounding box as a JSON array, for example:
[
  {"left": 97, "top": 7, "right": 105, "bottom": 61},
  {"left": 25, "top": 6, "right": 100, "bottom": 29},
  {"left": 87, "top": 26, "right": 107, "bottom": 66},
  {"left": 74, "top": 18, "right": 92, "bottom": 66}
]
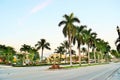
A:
[
  {"left": 28, "top": 47, "right": 39, "bottom": 63},
  {"left": 111, "top": 49, "right": 120, "bottom": 58},
  {"left": 20, "top": 44, "right": 31, "bottom": 54},
  {"left": 83, "top": 28, "right": 91, "bottom": 64},
  {"left": 73, "top": 25, "right": 86, "bottom": 66},
  {"left": 95, "top": 39, "right": 111, "bottom": 63},
  {"left": 35, "top": 39, "right": 51, "bottom": 62},
  {"left": 83, "top": 28, "right": 97, "bottom": 64},
  {"left": 82, "top": 47, "right": 87, "bottom": 57},
  {"left": 20, "top": 44, "right": 31, "bottom": 65},
  {"left": 90, "top": 32, "right": 97, "bottom": 63},
  {"left": 54, "top": 46, "right": 66, "bottom": 63},
  {"left": 92, "top": 38, "right": 101, "bottom": 63},
  {"left": 96, "top": 38, "right": 102, "bottom": 63},
  {"left": 103, "top": 42, "right": 111, "bottom": 62},
  {"left": 61, "top": 40, "right": 69, "bottom": 63},
  {"left": 59, "top": 13, "right": 80, "bottom": 66}
]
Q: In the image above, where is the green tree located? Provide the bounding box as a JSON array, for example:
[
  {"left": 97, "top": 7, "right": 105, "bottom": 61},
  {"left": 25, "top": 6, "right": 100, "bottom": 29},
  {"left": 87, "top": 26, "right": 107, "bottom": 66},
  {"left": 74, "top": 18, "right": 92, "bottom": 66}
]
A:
[
  {"left": 35, "top": 39, "right": 51, "bottom": 62},
  {"left": 54, "top": 46, "right": 66, "bottom": 63},
  {"left": 0, "top": 45, "right": 16, "bottom": 64},
  {"left": 59, "top": 13, "right": 80, "bottom": 66},
  {"left": 61, "top": 40, "right": 69, "bottom": 63},
  {"left": 83, "top": 28, "right": 91, "bottom": 64},
  {"left": 6, "top": 46, "right": 16, "bottom": 63},
  {"left": 20, "top": 44, "right": 32, "bottom": 65},
  {"left": 111, "top": 49, "right": 120, "bottom": 58},
  {"left": 20, "top": 44, "right": 31, "bottom": 54},
  {"left": 73, "top": 25, "right": 86, "bottom": 65}
]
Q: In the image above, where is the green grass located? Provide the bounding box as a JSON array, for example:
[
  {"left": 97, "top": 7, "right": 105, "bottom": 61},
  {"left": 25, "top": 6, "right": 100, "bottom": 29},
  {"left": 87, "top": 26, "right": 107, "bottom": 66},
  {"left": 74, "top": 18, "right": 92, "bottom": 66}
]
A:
[{"left": 62, "top": 63, "right": 109, "bottom": 69}]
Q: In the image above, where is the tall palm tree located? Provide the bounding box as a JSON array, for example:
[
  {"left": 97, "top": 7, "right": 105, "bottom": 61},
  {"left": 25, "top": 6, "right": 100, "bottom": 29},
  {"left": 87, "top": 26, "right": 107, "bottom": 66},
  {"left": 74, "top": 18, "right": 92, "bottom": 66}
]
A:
[
  {"left": 54, "top": 46, "right": 66, "bottom": 63},
  {"left": 83, "top": 28, "right": 97, "bottom": 64},
  {"left": 92, "top": 37, "right": 101, "bottom": 63},
  {"left": 73, "top": 25, "right": 86, "bottom": 65},
  {"left": 83, "top": 28, "right": 92, "bottom": 64},
  {"left": 59, "top": 13, "right": 80, "bottom": 66},
  {"left": 61, "top": 40, "right": 69, "bottom": 63},
  {"left": 35, "top": 39, "right": 51, "bottom": 62},
  {"left": 90, "top": 32, "right": 97, "bottom": 63}
]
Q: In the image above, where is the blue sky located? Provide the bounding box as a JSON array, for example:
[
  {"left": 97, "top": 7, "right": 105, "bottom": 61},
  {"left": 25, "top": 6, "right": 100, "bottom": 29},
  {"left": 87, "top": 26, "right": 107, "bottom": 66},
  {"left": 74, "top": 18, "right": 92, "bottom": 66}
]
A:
[{"left": 0, "top": 0, "right": 120, "bottom": 56}]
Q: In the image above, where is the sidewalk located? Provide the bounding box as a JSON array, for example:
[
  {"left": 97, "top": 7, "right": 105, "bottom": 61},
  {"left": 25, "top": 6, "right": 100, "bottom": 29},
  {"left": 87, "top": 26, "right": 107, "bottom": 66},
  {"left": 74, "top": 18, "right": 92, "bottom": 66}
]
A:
[{"left": 0, "top": 65, "right": 12, "bottom": 68}]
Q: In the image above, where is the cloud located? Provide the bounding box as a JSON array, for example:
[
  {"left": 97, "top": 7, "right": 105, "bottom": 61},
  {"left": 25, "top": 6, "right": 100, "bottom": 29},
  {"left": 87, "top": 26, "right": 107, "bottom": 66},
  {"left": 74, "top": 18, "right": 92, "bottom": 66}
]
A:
[
  {"left": 31, "top": 0, "right": 52, "bottom": 14},
  {"left": 18, "top": 0, "right": 53, "bottom": 26}
]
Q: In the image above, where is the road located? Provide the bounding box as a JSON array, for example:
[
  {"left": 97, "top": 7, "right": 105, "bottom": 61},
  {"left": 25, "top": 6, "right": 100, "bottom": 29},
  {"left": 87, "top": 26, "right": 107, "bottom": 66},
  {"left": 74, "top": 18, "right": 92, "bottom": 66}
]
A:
[{"left": 0, "top": 63, "right": 120, "bottom": 80}]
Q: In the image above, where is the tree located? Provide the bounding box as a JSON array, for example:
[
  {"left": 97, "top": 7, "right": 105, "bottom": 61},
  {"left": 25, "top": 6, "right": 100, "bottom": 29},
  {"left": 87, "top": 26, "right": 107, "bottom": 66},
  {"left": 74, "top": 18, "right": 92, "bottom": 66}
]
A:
[
  {"left": 61, "top": 40, "right": 69, "bottom": 63},
  {"left": 28, "top": 47, "right": 39, "bottom": 63},
  {"left": 90, "top": 32, "right": 97, "bottom": 63},
  {"left": 82, "top": 47, "right": 87, "bottom": 57},
  {"left": 83, "top": 28, "right": 90, "bottom": 64},
  {"left": 73, "top": 25, "right": 86, "bottom": 65},
  {"left": 35, "top": 39, "right": 51, "bottom": 62},
  {"left": 0, "top": 45, "right": 16, "bottom": 64},
  {"left": 54, "top": 46, "right": 66, "bottom": 63},
  {"left": 111, "top": 49, "right": 120, "bottom": 58},
  {"left": 20, "top": 44, "right": 32, "bottom": 65},
  {"left": 6, "top": 46, "right": 16, "bottom": 63},
  {"left": 20, "top": 44, "right": 31, "bottom": 54},
  {"left": 59, "top": 13, "right": 80, "bottom": 66}
]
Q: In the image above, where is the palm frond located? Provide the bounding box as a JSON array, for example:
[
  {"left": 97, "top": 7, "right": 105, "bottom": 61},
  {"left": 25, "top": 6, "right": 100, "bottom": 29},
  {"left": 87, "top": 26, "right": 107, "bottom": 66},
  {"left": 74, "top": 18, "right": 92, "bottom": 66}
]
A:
[
  {"left": 72, "top": 17, "right": 80, "bottom": 23},
  {"left": 63, "top": 14, "right": 69, "bottom": 20},
  {"left": 62, "top": 26, "right": 67, "bottom": 37},
  {"left": 58, "top": 21, "right": 66, "bottom": 26}
]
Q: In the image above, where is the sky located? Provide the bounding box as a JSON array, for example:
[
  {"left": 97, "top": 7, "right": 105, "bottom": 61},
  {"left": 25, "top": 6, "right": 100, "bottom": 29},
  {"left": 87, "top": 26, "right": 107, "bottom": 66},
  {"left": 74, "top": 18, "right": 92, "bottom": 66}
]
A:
[{"left": 0, "top": 0, "right": 120, "bottom": 56}]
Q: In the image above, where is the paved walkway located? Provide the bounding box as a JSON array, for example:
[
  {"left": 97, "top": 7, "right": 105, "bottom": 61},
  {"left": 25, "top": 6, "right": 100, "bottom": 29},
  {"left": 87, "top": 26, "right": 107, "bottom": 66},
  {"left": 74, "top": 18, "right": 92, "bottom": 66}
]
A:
[{"left": 0, "top": 65, "right": 12, "bottom": 68}]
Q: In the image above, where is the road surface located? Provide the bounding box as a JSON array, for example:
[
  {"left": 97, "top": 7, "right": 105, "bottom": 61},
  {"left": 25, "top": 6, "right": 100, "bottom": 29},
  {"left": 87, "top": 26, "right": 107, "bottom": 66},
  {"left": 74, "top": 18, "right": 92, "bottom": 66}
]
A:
[{"left": 0, "top": 63, "right": 120, "bottom": 80}]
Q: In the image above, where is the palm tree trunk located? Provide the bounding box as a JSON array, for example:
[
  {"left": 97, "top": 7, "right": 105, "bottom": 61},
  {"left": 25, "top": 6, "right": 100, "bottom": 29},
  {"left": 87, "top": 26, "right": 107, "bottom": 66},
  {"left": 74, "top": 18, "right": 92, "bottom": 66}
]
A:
[
  {"left": 69, "top": 37, "right": 72, "bottom": 66},
  {"left": 65, "top": 52, "right": 67, "bottom": 64},
  {"left": 41, "top": 49, "right": 43, "bottom": 62},
  {"left": 88, "top": 45, "right": 90, "bottom": 65},
  {"left": 97, "top": 52, "right": 100, "bottom": 63},
  {"left": 93, "top": 48, "right": 96, "bottom": 63},
  {"left": 78, "top": 47, "right": 81, "bottom": 66},
  {"left": 60, "top": 53, "right": 61, "bottom": 63}
]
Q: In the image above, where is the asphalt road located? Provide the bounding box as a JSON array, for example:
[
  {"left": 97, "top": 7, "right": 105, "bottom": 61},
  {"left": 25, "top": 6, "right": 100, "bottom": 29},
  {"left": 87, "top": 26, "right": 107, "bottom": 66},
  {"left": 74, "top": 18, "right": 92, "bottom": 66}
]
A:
[{"left": 0, "top": 63, "right": 120, "bottom": 80}]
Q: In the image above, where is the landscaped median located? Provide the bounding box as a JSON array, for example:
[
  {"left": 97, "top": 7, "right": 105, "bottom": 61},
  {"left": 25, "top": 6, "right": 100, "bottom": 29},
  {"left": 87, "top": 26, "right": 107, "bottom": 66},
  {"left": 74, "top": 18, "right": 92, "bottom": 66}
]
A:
[{"left": 49, "top": 63, "right": 109, "bottom": 69}]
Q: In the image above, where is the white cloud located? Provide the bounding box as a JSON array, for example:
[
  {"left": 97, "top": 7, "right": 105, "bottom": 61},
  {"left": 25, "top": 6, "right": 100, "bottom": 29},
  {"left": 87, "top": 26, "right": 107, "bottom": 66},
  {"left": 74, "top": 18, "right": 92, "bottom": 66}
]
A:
[
  {"left": 18, "top": 0, "right": 53, "bottom": 26},
  {"left": 31, "top": 0, "right": 52, "bottom": 14}
]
